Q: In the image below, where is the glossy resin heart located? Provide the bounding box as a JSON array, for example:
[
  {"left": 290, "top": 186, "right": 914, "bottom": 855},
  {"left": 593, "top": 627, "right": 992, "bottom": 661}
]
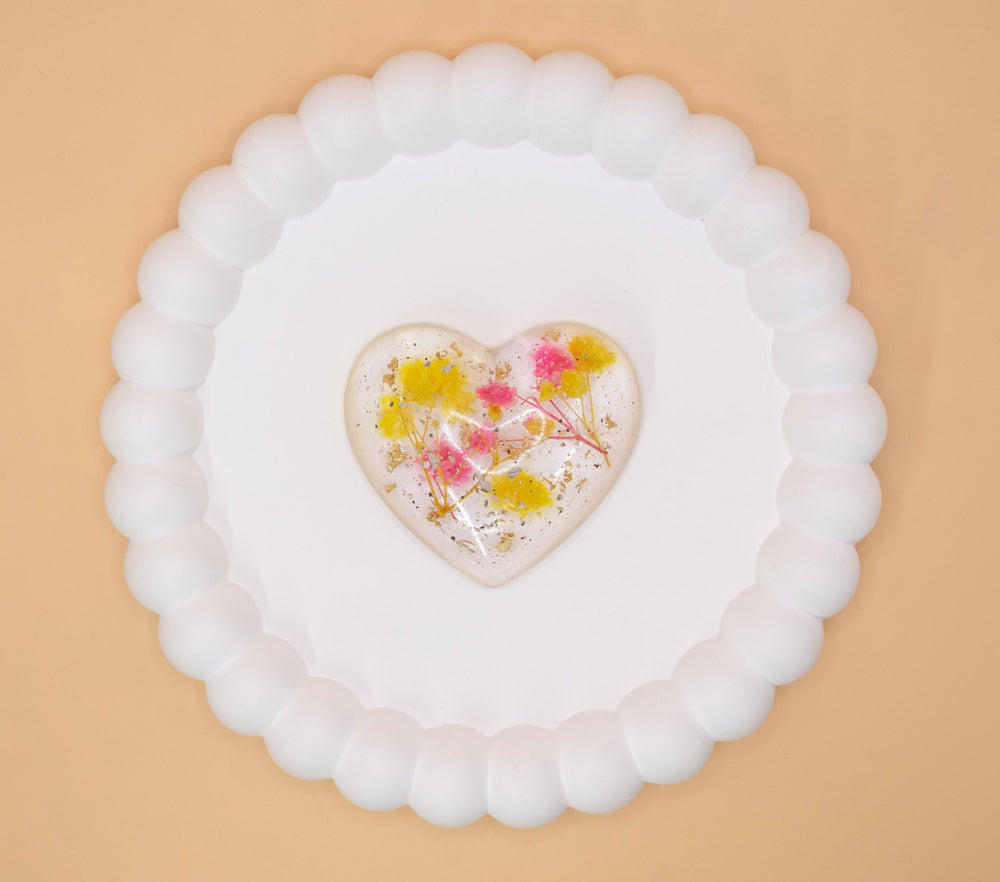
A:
[{"left": 345, "top": 324, "right": 640, "bottom": 586}]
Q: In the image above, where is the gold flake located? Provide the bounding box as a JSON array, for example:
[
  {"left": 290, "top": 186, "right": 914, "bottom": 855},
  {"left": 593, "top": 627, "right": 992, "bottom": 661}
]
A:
[
  {"left": 386, "top": 444, "right": 408, "bottom": 472},
  {"left": 497, "top": 532, "right": 515, "bottom": 553}
]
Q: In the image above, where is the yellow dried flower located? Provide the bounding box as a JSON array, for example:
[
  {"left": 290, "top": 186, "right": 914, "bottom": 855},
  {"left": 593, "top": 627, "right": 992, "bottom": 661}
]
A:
[
  {"left": 524, "top": 414, "right": 555, "bottom": 438},
  {"left": 397, "top": 356, "right": 476, "bottom": 413},
  {"left": 376, "top": 394, "right": 408, "bottom": 440},
  {"left": 489, "top": 470, "right": 553, "bottom": 514},
  {"left": 487, "top": 404, "right": 503, "bottom": 422},
  {"left": 537, "top": 380, "right": 557, "bottom": 401},
  {"left": 568, "top": 334, "right": 617, "bottom": 375},
  {"left": 559, "top": 369, "right": 588, "bottom": 398}
]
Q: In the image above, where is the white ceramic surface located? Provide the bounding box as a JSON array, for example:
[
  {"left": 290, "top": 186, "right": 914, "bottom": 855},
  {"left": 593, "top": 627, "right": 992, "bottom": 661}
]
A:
[{"left": 102, "top": 43, "right": 884, "bottom": 828}]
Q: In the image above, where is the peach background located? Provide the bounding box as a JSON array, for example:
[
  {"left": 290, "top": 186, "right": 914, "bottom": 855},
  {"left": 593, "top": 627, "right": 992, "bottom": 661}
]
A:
[{"left": 2, "top": 0, "right": 998, "bottom": 878}]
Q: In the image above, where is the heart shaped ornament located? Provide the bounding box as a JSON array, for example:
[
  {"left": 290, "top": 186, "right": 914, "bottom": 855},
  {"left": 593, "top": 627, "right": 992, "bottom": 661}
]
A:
[{"left": 345, "top": 324, "right": 640, "bottom": 586}]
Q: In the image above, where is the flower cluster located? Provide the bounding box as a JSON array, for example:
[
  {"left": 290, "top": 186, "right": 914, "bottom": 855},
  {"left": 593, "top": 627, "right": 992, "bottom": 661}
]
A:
[
  {"left": 489, "top": 470, "right": 553, "bottom": 513},
  {"left": 532, "top": 334, "right": 616, "bottom": 404},
  {"left": 374, "top": 333, "right": 619, "bottom": 527},
  {"left": 396, "top": 355, "right": 476, "bottom": 412},
  {"left": 532, "top": 342, "right": 575, "bottom": 384},
  {"left": 567, "top": 333, "right": 618, "bottom": 374},
  {"left": 475, "top": 381, "right": 516, "bottom": 422}
]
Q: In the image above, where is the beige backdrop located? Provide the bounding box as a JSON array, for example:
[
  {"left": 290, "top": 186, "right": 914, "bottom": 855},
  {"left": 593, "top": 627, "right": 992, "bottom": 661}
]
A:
[{"left": 3, "top": 0, "right": 998, "bottom": 879}]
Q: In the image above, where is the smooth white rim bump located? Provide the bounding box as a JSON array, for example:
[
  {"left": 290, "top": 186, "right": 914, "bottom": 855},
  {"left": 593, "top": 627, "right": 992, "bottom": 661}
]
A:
[{"left": 102, "top": 44, "right": 885, "bottom": 828}]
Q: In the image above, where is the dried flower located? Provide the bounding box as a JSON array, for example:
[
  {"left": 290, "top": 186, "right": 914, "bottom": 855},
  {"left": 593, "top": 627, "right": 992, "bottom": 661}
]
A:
[
  {"left": 428, "top": 441, "right": 473, "bottom": 486},
  {"left": 376, "top": 394, "right": 408, "bottom": 440},
  {"left": 532, "top": 342, "right": 576, "bottom": 384},
  {"left": 489, "top": 470, "right": 554, "bottom": 513},
  {"left": 537, "top": 380, "right": 557, "bottom": 401},
  {"left": 475, "top": 381, "right": 516, "bottom": 409},
  {"left": 524, "top": 414, "right": 555, "bottom": 438},
  {"left": 559, "top": 369, "right": 589, "bottom": 398},
  {"left": 568, "top": 334, "right": 617, "bottom": 375},
  {"left": 466, "top": 425, "right": 495, "bottom": 455},
  {"left": 398, "top": 356, "right": 476, "bottom": 413}
]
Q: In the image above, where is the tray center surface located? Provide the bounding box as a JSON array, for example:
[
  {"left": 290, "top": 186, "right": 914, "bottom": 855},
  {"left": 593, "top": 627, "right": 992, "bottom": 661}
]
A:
[{"left": 196, "top": 141, "right": 788, "bottom": 732}]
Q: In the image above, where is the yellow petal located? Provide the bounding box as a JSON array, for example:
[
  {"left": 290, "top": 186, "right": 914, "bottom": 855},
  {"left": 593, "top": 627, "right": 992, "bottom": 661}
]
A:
[
  {"left": 538, "top": 380, "right": 556, "bottom": 402},
  {"left": 568, "top": 333, "right": 617, "bottom": 374},
  {"left": 376, "top": 394, "right": 408, "bottom": 440},
  {"left": 489, "top": 471, "right": 553, "bottom": 513},
  {"left": 559, "top": 369, "right": 588, "bottom": 398}
]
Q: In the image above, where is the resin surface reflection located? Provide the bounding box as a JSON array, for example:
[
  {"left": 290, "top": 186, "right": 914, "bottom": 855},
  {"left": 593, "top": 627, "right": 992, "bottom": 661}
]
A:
[{"left": 345, "top": 324, "right": 641, "bottom": 586}]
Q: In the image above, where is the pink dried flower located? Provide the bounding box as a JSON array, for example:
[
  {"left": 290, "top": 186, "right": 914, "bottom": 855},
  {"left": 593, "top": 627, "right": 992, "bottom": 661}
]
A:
[
  {"left": 466, "top": 425, "right": 495, "bottom": 455},
  {"left": 431, "top": 441, "right": 474, "bottom": 485},
  {"left": 475, "top": 381, "right": 516, "bottom": 410},
  {"left": 532, "top": 342, "right": 575, "bottom": 384}
]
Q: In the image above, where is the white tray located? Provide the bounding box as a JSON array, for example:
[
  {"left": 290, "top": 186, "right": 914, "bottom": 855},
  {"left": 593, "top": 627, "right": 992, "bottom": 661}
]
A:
[{"left": 101, "top": 44, "right": 884, "bottom": 828}]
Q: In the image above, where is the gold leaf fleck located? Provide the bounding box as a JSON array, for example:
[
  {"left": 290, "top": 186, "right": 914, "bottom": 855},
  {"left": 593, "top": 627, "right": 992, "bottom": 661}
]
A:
[
  {"left": 386, "top": 444, "right": 408, "bottom": 472},
  {"left": 387, "top": 357, "right": 398, "bottom": 371},
  {"left": 497, "top": 532, "right": 515, "bottom": 553},
  {"left": 382, "top": 372, "right": 395, "bottom": 386},
  {"left": 605, "top": 415, "right": 618, "bottom": 429},
  {"left": 449, "top": 342, "right": 464, "bottom": 358},
  {"left": 456, "top": 539, "right": 478, "bottom": 554},
  {"left": 384, "top": 483, "right": 396, "bottom": 494}
]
